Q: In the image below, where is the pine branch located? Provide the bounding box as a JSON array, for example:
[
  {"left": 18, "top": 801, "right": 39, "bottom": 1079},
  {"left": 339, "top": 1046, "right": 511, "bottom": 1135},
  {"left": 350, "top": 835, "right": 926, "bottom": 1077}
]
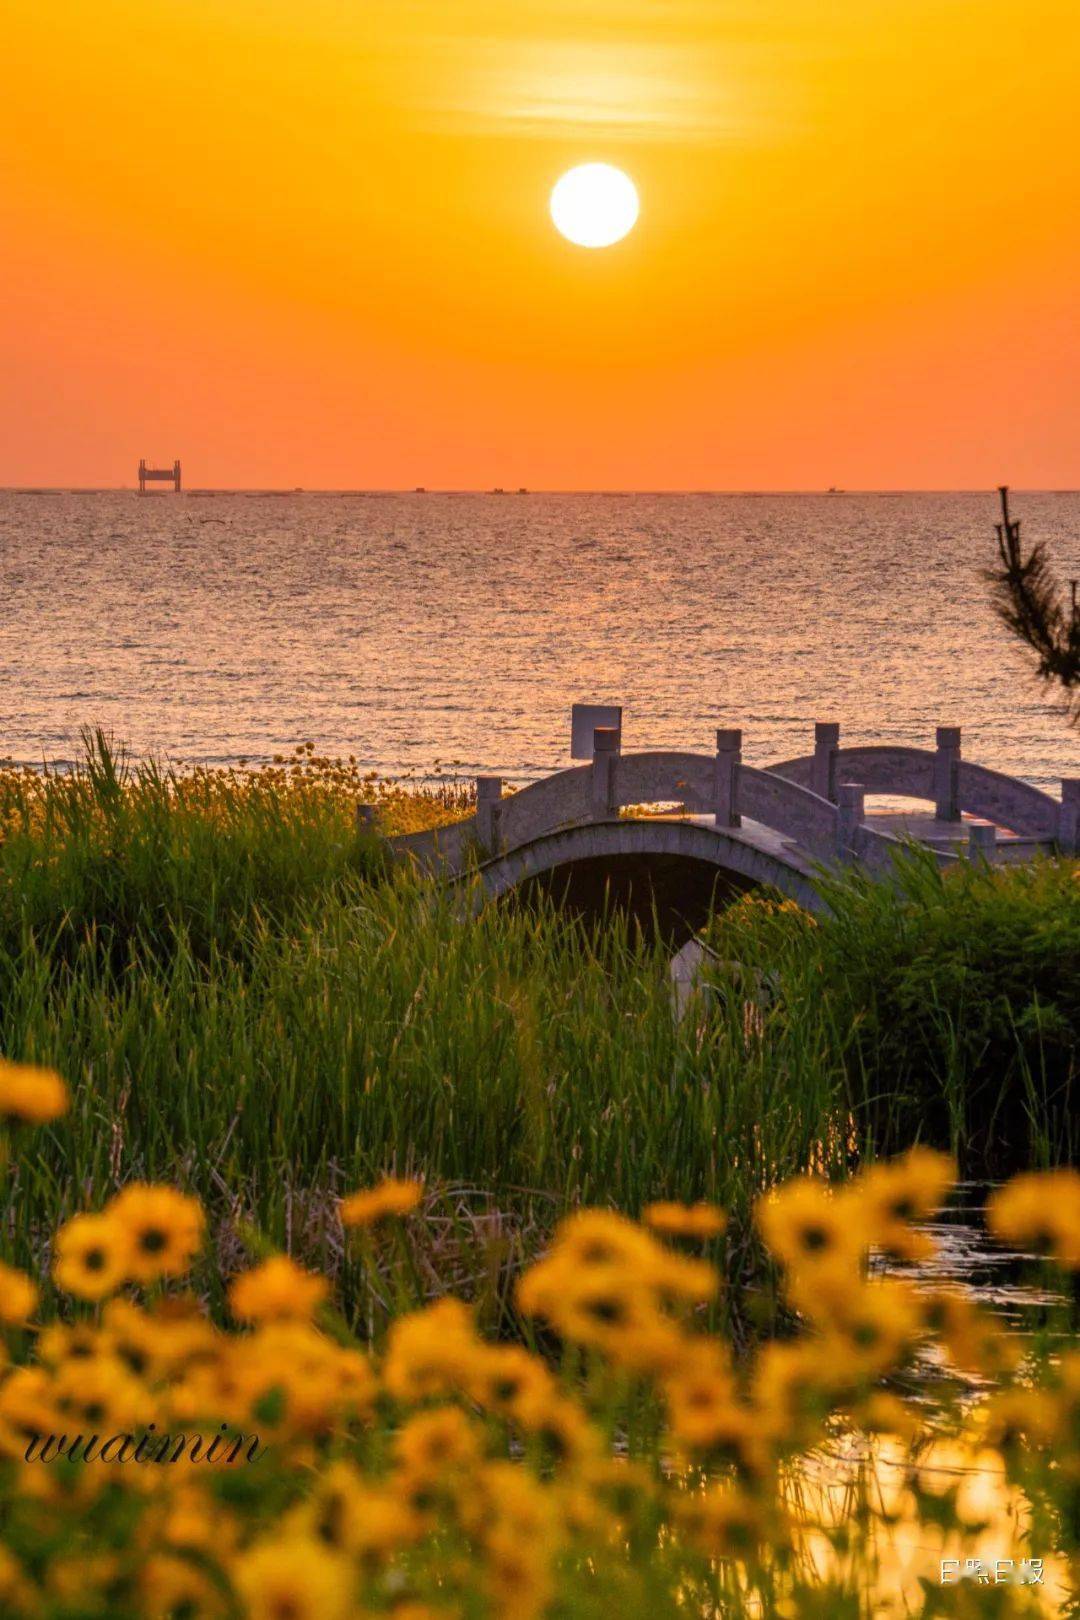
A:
[{"left": 985, "top": 485, "right": 1080, "bottom": 721}]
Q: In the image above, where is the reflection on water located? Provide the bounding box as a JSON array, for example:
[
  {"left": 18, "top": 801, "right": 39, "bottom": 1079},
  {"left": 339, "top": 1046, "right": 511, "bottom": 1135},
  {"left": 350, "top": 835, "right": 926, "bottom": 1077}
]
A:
[
  {"left": 788, "top": 1185, "right": 1076, "bottom": 1614},
  {"left": 880, "top": 1182, "right": 1073, "bottom": 1390},
  {"left": 791, "top": 1433, "right": 1065, "bottom": 1615}
]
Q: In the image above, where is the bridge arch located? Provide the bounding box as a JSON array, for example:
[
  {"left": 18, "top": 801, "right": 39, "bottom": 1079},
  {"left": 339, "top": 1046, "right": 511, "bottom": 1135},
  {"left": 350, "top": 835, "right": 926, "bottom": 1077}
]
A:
[
  {"left": 388, "top": 728, "right": 1072, "bottom": 938},
  {"left": 469, "top": 818, "right": 826, "bottom": 939}
]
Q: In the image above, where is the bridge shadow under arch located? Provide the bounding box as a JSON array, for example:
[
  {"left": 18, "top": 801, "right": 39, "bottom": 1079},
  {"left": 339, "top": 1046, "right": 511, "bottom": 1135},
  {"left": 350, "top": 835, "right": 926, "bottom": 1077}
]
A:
[{"left": 507, "top": 850, "right": 757, "bottom": 946}]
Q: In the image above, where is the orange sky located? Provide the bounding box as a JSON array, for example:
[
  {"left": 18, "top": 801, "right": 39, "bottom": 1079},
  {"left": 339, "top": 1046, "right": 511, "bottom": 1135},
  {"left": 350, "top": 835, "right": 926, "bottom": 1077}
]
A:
[{"left": 3, "top": 0, "right": 1078, "bottom": 489}]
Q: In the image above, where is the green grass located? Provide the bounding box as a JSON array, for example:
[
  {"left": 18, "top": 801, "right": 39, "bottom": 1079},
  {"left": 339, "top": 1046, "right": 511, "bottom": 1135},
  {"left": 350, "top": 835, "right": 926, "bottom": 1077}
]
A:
[
  {"left": 0, "top": 740, "right": 847, "bottom": 1326},
  {"left": 3, "top": 869, "right": 848, "bottom": 1325},
  {"left": 2, "top": 737, "right": 1077, "bottom": 1326},
  {"left": 703, "top": 848, "right": 1080, "bottom": 1172}
]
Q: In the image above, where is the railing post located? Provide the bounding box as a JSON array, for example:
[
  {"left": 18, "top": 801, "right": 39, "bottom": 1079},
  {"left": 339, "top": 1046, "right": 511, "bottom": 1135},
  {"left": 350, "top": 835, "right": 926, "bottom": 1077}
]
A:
[
  {"left": 714, "top": 728, "right": 742, "bottom": 829},
  {"left": 812, "top": 722, "right": 840, "bottom": 803},
  {"left": 591, "top": 728, "right": 620, "bottom": 818},
  {"left": 934, "top": 726, "right": 962, "bottom": 822},
  {"left": 967, "top": 820, "right": 997, "bottom": 861},
  {"left": 571, "top": 704, "right": 622, "bottom": 760},
  {"left": 475, "top": 776, "right": 503, "bottom": 849},
  {"left": 1060, "top": 780, "right": 1080, "bottom": 853},
  {"left": 836, "top": 782, "right": 864, "bottom": 860}
]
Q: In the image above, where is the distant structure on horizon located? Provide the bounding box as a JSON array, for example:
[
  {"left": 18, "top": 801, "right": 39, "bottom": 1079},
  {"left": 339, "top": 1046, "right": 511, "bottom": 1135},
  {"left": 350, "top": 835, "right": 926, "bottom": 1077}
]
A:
[{"left": 138, "top": 459, "right": 182, "bottom": 494}]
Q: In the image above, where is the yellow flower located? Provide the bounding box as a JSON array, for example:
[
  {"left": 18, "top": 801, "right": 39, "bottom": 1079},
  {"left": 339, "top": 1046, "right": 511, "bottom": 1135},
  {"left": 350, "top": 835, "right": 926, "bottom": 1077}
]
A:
[
  {"left": 919, "top": 1288, "right": 1020, "bottom": 1378},
  {"left": 515, "top": 1252, "right": 573, "bottom": 1323},
  {"left": 53, "top": 1212, "right": 130, "bottom": 1301},
  {"left": 751, "top": 1339, "right": 836, "bottom": 1447},
  {"left": 467, "top": 1344, "right": 557, "bottom": 1420},
  {"left": 0, "top": 1059, "right": 68, "bottom": 1126},
  {"left": 520, "top": 1209, "right": 717, "bottom": 1374},
  {"left": 986, "top": 1168, "right": 1080, "bottom": 1266},
  {"left": 334, "top": 1343, "right": 380, "bottom": 1417},
  {"left": 37, "top": 1319, "right": 102, "bottom": 1366},
  {"left": 531, "top": 1263, "right": 687, "bottom": 1372},
  {"left": 232, "top": 1537, "right": 353, "bottom": 1620},
  {"left": 141, "top": 1553, "right": 225, "bottom": 1619},
  {"left": 675, "top": 1484, "right": 769, "bottom": 1558},
  {"left": 104, "top": 1295, "right": 215, "bottom": 1381},
  {"left": 292, "top": 1461, "right": 418, "bottom": 1559},
  {"left": 979, "top": 1388, "right": 1058, "bottom": 1448},
  {"left": 107, "top": 1184, "right": 205, "bottom": 1283},
  {"left": 161, "top": 1483, "right": 242, "bottom": 1557},
  {"left": 340, "top": 1175, "right": 423, "bottom": 1228},
  {"left": 663, "top": 1344, "right": 749, "bottom": 1455},
  {"left": 52, "top": 1352, "right": 148, "bottom": 1435},
  {"left": 477, "top": 1464, "right": 559, "bottom": 1620},
  {"left": 755, "top": 1176, "right": 864, "bottom": 1273},
  {"left": 642, "top": 1200, "right": 727, "bottom": 1239},
  {"left": 479, "top": 1456, "right": 559, "bottom": 1539},
  {"left": 515, "top": 1391, "right": 602, "bottom": 1465},
  {"left": 814, "top": 1278, "right": 924, "bottom": 1379},
  {"left": 484, "top": 1530, "right": 554, "bottom": 1620},
  {"left": 651, "top": 1250, "right": 720, "bottom": 1308},
  {"left": 0, "top": 1366, "right": 60, "bottom": 1462},
  {"left": 225, "top": 1320, "right": 376, "bottom": 1438},
  {"left": 571, "top": 1454, "right": 656, "bottom": 1526},
  {"left": 383, "top": 1298, "right": 477, "bottom": 1403},
  {"left": 393, "top": 1405, "right": 483, "bottom": 1481},
  {"left": 544, "top": 1208, "right": 665, "bottom": 1275},
  {"left": 228, "top": 1255, "right": 329, "bottom": 1323},
  {"left": 855, "top": 1146, "right": 955, "bottom": 1260},
  {"left": 0, "top": 1263, "right": 37, "bottom": 1327}
]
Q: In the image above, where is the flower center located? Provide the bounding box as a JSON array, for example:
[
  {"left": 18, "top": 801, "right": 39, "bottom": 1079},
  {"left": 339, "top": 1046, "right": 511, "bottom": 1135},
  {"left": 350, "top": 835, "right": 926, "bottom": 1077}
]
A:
[{"left": 801, "top": 1224, "right": 830, "bottom": 1252}]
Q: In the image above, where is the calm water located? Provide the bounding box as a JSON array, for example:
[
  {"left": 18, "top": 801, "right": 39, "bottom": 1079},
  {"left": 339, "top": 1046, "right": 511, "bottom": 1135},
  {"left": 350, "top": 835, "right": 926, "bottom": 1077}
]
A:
[
  {"left": 3, "top": 490, "right": 1079, "bottom": 787},
  {"left": 883, "top": 1185, "right": 1072, "bottom": 1385}
]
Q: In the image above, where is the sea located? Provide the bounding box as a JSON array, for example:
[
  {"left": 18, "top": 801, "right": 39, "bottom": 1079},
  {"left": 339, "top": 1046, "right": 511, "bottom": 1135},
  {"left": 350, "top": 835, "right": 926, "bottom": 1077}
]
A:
[{"left": 3, "top": 489, "right": 1078, "bottom": 790}]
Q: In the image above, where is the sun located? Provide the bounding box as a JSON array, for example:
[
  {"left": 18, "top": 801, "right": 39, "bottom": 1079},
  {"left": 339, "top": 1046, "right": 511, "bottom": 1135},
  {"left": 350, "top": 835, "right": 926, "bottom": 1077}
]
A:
[{"left": 550, "top": 164, "right": 639, "bottom": 249}]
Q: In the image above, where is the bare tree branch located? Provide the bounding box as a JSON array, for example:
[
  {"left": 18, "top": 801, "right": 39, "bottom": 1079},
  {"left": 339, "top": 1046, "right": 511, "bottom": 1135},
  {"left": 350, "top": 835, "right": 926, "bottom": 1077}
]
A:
[{"left": 985, "top": 485, "right": 1080, "bottom": 723}]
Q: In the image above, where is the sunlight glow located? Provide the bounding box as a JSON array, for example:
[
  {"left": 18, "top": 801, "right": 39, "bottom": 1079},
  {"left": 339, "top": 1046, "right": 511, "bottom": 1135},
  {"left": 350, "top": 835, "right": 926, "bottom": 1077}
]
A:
[{"left": 550, "top": 163, "right": 640, "bottom": 249}]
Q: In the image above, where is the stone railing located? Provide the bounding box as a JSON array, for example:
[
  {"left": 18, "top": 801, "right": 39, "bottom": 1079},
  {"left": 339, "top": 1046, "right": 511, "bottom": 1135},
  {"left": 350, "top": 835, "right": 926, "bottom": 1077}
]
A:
[
  {"left": 769, "top": 721, "right": 1076, "bottom": 846},
  {"left": 390, "top": 720, "right": 1076, "bottom": 875}
]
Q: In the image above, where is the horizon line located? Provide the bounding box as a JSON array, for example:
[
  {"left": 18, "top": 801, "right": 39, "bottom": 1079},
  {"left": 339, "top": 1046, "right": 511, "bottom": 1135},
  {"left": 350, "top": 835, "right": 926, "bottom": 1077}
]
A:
[{"left": 1, "top": 485, "right": 1075, "bottom": 497}]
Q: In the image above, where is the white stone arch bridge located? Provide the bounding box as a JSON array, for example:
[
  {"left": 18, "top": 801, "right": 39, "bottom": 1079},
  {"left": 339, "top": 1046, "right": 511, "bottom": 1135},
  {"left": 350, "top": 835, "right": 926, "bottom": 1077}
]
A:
[{"left": 385, "top": 718, "right": 1079, "bottom": 936}]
